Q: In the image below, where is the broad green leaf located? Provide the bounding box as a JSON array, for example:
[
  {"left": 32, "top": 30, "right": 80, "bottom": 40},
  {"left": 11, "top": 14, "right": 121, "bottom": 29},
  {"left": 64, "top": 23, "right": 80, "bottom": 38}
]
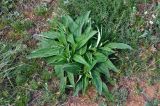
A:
[
  {"left": 69, "top": 23, "right": 79, "bottom": 37},
  {"left": 67, "top": 34, "right": 76, "bottom": 53},
  {"left": 88, "top": 60, "right": 97, "bottom": 72},
  {"left": 74, "top": 81, "right": 83, "bottom": 96},
  {"left": 106, "top": 59, "right": 119, "bottom": 72},
  {"left": 67, "top": 34, "right": 75, "bottom": 45},
  {"left": 100, "top": 46, "right": 115, "bottom": 53},
  {"left": 61, "top": 15, "right": 74, "bottom": 27},
  {"left": 76, "top": 31, "right": 97, "bottom": 49},
  {"left": 45, "top": 55, "right": 66, "bottom": 64},
  {"left": 78, "top": 45, "right": 87, "bottom": 55},
  {"left": 84, "top": 66, "right": 92, "bottom": 78},
  {"left": 60, "top": 77, "right": 67, "bottom": 93},
  {"left": 41, "top": 31, "right": 58, "bottom": 39},
  {"left": 67, "top": 72, "right": 75, "bottom": 88},
  {"left": 75, "top": 11, "right": 91, "bottom": 36},
  {"left": 92, "top": 71, "right": 102, "bottom": 95},
  {"left": 38, "top": 38, "right": 64, "bottom": 48},
  {"left": 102, "top": 82, "right": 114, "bottom": 101},
  {"left": 63, "top": 63, "right": 81, "bottom": 74},
  {"left": 73, "top": 55, "right": 90, "bottom": 67},
  {"left": 75, "top": 11, "right": 90, "bottom": 26},
  {"left": 27, "top": 48, "right": 61, "bottom": 58},
  {"left": 64, "top": 45, "right": 70, "bottom": 60},
  {"left": 105, "top": 43, "right": 132, "bottom": 50},
  {"left": 94, "top": 52, "right": 106, "bottom": 63},
  {"left": 38, "top": 38, "right": 57, "bottom": 48},
  {"left": 63, "top": 15, "right": 79, "bottom": 37},
  {"left": 54, "top": 65, "right": 64, "bottom": 78},
  {"left": 86, "top": 52, "right": 93, "bottom": 64},
  {"left": 97, "top": 63, "right": 110, "bottom": 78},
  {"left": 82, "top": 76, "right": 89, "bottom": 95},
  {"left": 84, "top": 21, "right": 92, "bottom": 35},
  {"left": 57, "top": 20, "right": 66, "bottom": 32},
  {"left": 57, "top": 31, "right": 67, "bottom": 46}
]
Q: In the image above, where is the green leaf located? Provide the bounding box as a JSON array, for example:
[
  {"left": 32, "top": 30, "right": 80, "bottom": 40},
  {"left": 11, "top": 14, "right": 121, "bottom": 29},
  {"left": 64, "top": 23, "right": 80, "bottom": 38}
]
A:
[
  {"left": 100, "top": 46, "right": 115, "bottom": 53},
  {"left": 63, "top": 63, "right": 81, "bottom": 74},
  {"left": 38, "top": 38, "right": 63, "bottom": 48},
  {"left": 97, "top": 63, "right": 110, "bottom": 78},
  {"left": 94, "top": 52, "right": 106, "bottom": 63},
  {"left": 54, "top": 65, "right": 64, "bottom": 78},
  {"left": 86, "top": 52, "right": 93, "bottom": 64},
  {"left": 74, "top": 81, "right": 83, "bottom": 96},
  {"left": 61, "top": 15, "right": 74, "bottom": 27},
  {"left": 75, "top": 11, "right": 91, "bottom": 36},
  {"left": 57, "top": 31, "right": 67, "bottom": 46},
  {"left": 92, "top": 71, "right": 102, "bottom": 95},
  {"left": 73, "top": 54, "right": 90, "bottom": 67},
  {"left": 67, "top": 72, "right": 75, "bottom": 88},
  {"left": 78, "top": 45, "right": 87, "bottom": 55},
  {"left": 64, "top": 45, "right": 70, "bottom": 59},
  {"left": 55, "top": 65, "right": 67, "bottom": 94},
  {"left": 75, "top": 11, "right": 90, "bottom": 26},
  {"left": 45, "top": 55, "right": 66, "bottom": 64},
  {"left": 105, "top": 43, "right": 132, "bottom": 50},
  {"left": 63, "top": 15, "right": 79, "bottom": 37},
  {"left": 67, "top": 34, "right": 75, "bottom": 45},
  {"left": 88, "top": 60, "right": 97, "bottom": 72},
  {"left": 82, "top": 76, "right": 89, "bottom": 95},
  {"left": 106, "top": 59, "right": 119, "bottom": 72},
  {"left": 60, "top": 77, "right": 67, "bottom": 93},
  {"left": 28, "top": 48, "right": 61, "bottom": 58},
  {"left": 102, "top": 82, "right": 114, "bottom": 101},
  {"left": 76, "top": 31, "right": 97, "bottom": 49},
  {"left": 84, "top": 21, "right": 92, "bottom": 35},
  {"left": 41, "top": 31, "right": 58, "bottom": 39}
]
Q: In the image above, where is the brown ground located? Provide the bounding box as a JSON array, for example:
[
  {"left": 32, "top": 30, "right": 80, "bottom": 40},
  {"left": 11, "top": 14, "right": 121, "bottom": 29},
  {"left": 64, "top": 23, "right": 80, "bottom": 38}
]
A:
[
  {"left": 120, "top": 76, "right": 160, "bottom": 106},
  {"left": 1, "top": 0, "right": 160, "bottom": 106},
  {"left": 65, "top": 74, "right": 160, "bottom": 106}
]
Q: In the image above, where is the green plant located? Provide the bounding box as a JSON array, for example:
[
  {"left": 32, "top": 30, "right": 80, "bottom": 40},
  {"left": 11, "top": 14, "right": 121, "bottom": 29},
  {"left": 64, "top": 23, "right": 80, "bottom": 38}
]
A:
[
  {"left": 0, "top": 41, "right": 24, "bottom": 79},
  {"left": 0, "top": 41, "right": 37, "bottom": 105},
  {"left": 28, "top": 12, "right": 132, "bottom": 99},
  {"left": 0, "top": 0, "right": 19, "bottom": 29},
  {"left": 0, "top": 41, "right": 26, "bottom": 105},
  {"left": 34, "top": 3, "right": 48, "bottom": 16},
  {"left": 0, "top": 41, "right": 59, "bottom": 105},
  {"left": 0, "top": 0, "right": 15, "bottom": 14},
  {"left": 58, "top": 0, "right": 137, "bottom": 43},
  {"left": 11, "top": 19, "right": 34, "bottom": 33},
  {"left": 113, "top": 87, "right": 128, "bottom": 106}
]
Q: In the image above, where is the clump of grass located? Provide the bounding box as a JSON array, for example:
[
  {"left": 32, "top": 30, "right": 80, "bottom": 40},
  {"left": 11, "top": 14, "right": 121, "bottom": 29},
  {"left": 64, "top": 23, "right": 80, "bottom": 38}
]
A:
[
  {"left": 11, "top": 19, "right": 34, "bottom": 31},
  {"left": 0, "top": 41, "right": 58, "bottom": 105},
  {"left": 34, "top": 3, "right": 48, "bottom": 16},
  {"left": 58, "top": 0, "right": 137, "bottom": 43},
  {"left": 0, "top": 0, "right": 16, "bottom": 14}
]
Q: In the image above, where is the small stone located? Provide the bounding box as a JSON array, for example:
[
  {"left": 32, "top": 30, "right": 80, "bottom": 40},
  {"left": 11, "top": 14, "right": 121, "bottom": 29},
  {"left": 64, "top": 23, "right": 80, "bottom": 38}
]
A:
[
  {"left": 149, "top": 21, "right": 153, "bottom": 25},
  {"left": 144, "top": 11, "right": 148, "bottom": 15},
  {"left": 152, "top": 14, "right": 156, "bottom": 19}
]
